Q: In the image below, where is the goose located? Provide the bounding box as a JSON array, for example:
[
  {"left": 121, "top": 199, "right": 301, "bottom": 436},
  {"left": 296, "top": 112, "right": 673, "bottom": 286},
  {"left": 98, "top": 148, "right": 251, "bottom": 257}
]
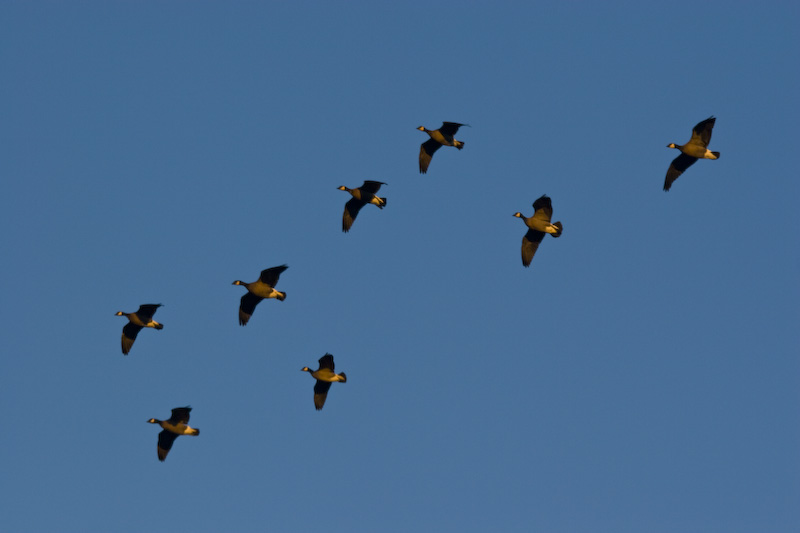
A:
[
  {"left": 301, "top": 353, "right": 347, "bottom": 411},
  {"left": 147, "top": 406, "right": 199, "bottom": 462},
  {"left": 513, "top": 195, "right": 563, "bottom": 267},
  {"left": 232, "top": 265, "right": 288, "bottom": 326},
  {"left": 115, "top": 304, "right": 163, "bottom": 355},
  {"left": 337, "top": 180, "right": 387, "bottom": 232},
  {"left": 664, "top": 116, "right": 720, "bottom": 191},
  {"left": 417, "top": 122, "right": 468, "bottom": 174}
]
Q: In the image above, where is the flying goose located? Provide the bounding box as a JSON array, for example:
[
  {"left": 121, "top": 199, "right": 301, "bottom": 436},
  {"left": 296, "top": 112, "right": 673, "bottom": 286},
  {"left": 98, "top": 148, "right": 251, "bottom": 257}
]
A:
[
  {"left": 417, "top": 122, "right": 468, "bottom": 174},
  {"left": 301, "top": 353, "right": 347, "bottom": 411},
  {"left": 664, "top": 116, "right": 720, "bottom": 191},
  {"left": 147, "top": 406, "right": 199, "bottom": 462},
  {"left": 513, "top": 195, "right": 563, "bottom": 267},
  {"left": 337, "top": 181, "right": 387, "bottom": 232},
  {"left": 232, "top": 265, "right": 288, "bottom": 326},
  {"left": 115, "top": 304, "right": 163, "bottom": 355}
]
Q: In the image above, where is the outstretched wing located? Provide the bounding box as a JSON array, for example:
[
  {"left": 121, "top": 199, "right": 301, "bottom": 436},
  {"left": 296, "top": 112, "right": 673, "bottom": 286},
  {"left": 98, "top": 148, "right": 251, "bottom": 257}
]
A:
[
  {"left": 313, "top": 380, "right": 333, "bottom": 411},
  {"left": 136, "top": 304, "right": 162, "bottom": 320},
  {"left": 169, "top": 406, "right": 192, "bottom": 424},
  {"left": 239, "top": 292, "right": 263, "bottom": 326},
  {"left": 521, "top": 230, "right": 546, "bottom": 267},
  {"left": 157, "top": 430, "right": 179, "bottom": 462},
  {"left": 121, "top": 323, "right": 143, "bottom": 355},
  {"left": 360, "top": 181, "right": 386, "bottom": 194},
  {"left": 343, "top": 197, "right": 366, "bottom": 232},
  {"left": 531, "top": 195, "right": 554, "bottom": 223},
  {"left": 664, "top": 153, "right": 697, "bottom": 191},
  {"left": 259, "top": 265, "right": 288, "bottom": 287},
  {"left": 690, "top": 116, "right": 715, "bottom": 148},
  {"left": 419, "top": 139, "right": 441, "bottom": 174},
  {"left": 439, "top": 122, "right": 466, "bottom": 136},
  {"left": 318, "top": 353, "right": 335, "bottom": 371}
]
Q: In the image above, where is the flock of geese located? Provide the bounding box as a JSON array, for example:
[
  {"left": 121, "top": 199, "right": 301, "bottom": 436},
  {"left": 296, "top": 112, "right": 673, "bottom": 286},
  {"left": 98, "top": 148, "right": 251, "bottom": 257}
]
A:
[{"left": 117, "top": 117, "right": 720, "bottom": 461}]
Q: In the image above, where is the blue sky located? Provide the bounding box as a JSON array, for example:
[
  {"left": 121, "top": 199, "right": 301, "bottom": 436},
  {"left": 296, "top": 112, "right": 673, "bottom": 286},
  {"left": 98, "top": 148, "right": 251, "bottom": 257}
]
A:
[{"left": 1, "top": 2, "right": 798, "bottom": 532}]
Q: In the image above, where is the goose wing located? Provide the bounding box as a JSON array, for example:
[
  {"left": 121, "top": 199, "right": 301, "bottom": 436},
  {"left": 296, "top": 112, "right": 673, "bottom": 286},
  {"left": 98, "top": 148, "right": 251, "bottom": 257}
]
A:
[
  {"left": 121, "top": 323, "right": 143, "bottom": 355},
  {"left": 521, "top": 229, "right": 546, "bottom": 267},
  {"left": 439, "top": 122, "right": 466, "bottom": 136},
  {"left": 343, "top": 197, "right": 366, "bottom": 232},
  {"left": 239, "top": 292, "right": 263, "bottom": 326},
  {"left": 359, "top": 181, "right": 386, "bottom": 194},
  {"left": 318, "top": 353, "right": 335, "bottom": 371},
  {"left": 689, "top": 116, "right": 716, "bottom": 148},
  {"left": 664, "top": 153, "right": 697, "bottom": 191},
  {"left": 169, "top": 407, "right": 192, "bottom": 424},
  {"left": 135, "top": 304, "right": 162, "bottom": 320},
  {"left": 313, "top": 380, "right": 332, "bottom": 411},
  {"left": 259, "top": 265, "right": 288, "bottom": 287},
  {"left": 419, "top": 139, "right": 441, "bottom": 174},
  {"left": 157, "top": 430, "right": 179, "bottom": 462},
  {"left": 531, "top": 195, "right": 554, "bottom": 223}
]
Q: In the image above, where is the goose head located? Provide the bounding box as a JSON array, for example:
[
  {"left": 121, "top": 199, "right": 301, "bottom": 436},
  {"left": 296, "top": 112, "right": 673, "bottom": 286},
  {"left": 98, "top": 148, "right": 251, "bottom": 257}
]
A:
[
  {"left": 232, "top": 280, "right": 245, "bottom": 286},
  {"left": 147, "top": 418, "right": 159, "bottom": 424},
  {"left": 667, "top": 143, "right": 678, "bottom": 149},
  {"left": 337, "top": 186, "right": 349, "bottom": 192}
]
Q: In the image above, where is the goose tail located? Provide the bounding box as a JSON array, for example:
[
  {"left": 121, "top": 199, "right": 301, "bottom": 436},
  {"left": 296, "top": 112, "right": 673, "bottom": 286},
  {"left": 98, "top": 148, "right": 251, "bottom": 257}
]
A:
[
  {"left": 154, "top": 323, "right": 164, "bottom": 330},
  {"left": 552, "top": 222, "right": 563, "bottom": 238},
  {"left": 455, "top": 141, "right": 465, "bottom": 150},
  {"left": 711, "top": 151, "right": 720, "bottom": 159},
  {"left": 339, "top": 372, "right": 347, "bottom": 383},
  {"left": 277, "top": 291, "right": 287, "bottom": 301}
]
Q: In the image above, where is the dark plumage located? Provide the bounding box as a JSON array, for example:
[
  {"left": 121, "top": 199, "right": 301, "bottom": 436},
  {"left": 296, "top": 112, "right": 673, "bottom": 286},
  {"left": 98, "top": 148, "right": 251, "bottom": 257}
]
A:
[
  {"left": 232, "top": 265, "right": 288, "bottom": 326},
  {"left": 115, "top": 304, "right": 164, "bottom": 355},
  {"left": 301, "top": 353, "right": 347, "bottom": 411},
  {"left": 147, "top": 406, "right": 200, "bottom": 462},
  {"left": 337, "top": 181, "right": 387, "bottom": 232},
  {"left": 417, "top": 122, "right": 468, "bottom": 174},
  {"left": 513, "top": 195, "right": 563, "bottom": 267},
  {"left": 664, "top": 116, "right": 720, "bottom": 191}
]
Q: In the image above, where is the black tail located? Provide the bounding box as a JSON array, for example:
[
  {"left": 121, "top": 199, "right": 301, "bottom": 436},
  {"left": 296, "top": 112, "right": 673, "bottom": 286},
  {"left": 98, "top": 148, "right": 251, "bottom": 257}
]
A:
[
  {"left": 552, "top": 222, "right": 563, "bottom": 238},
  {"left": 711, "top": 151, "right": 720, "bottom": 159},
  {"left": 154, "top": 323, "right": 164, "bottom": 330},
  {"left": 277, "top": 291, "right": 286, "bottom": 301},
  {"left": 339, "top": 372, "right": 347, "bottom": 383}
]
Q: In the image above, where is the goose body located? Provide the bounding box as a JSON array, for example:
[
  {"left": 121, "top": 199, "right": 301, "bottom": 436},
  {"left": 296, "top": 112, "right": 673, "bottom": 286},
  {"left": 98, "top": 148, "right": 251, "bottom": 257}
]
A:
[
  {"left": 513, "top": 195, "right": 563, "bottom": 267},
  {"left": 664, "top": 116, "right": 720, "bottom": 191},
  {"left": 417, "top": 122, "right": 467, "bottom": 174},
  {"left": 147, "top": 406, "right": 199, "bottom": 462},
  {"left": 232, "top": 265, "right": 288, "bottom": 326},
  {"left": 115, "top": 303, "right": 163, "bottom": 355},
  {"left": 301, "top": 353, "right": 347, "bottom": 411},
  {"left": 337, "top": 180, "right": 387, "bottom": 232}
]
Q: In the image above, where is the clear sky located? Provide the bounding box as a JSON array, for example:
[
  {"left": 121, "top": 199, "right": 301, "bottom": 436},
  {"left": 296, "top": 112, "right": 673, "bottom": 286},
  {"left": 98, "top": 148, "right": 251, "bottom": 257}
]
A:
[{"left": 1, "top": 2, "right": 798, "bottom": 532}]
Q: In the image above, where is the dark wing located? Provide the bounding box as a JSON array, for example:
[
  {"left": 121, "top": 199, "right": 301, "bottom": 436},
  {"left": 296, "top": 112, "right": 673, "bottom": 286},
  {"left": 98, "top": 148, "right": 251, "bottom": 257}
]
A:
[
  {"left": 313, "top": 380, "right": 333, "bottom": 411},
  {"left": 690, "top": 116, "right": 716, "bottom": 148},
  {"left": 259, "top": 265, "right": 288, "bottom": 287},
  {"left": 157, "top": 429, "right": 180, "bottom": 462},
  {"left": 318, "top": 353, "right": 335, "bottom": 371},
  {"left": 360, "top": 181, "right": 386, "bottom": 194},
  {"left": 121, "top": 323, "right": 143, "bottom": 355},
  {"left": 531, "top": 195, "right": 554, "bottom": 222},
  {"left": 136, "top": 304, "right": 162, "bottom": 320},
  {"left": 169, "top": 407, "right": 192, "bottom": 424},
  {"left": 419, "top": 139, "right": 441, "bottom": 174},
  {"left": 343, "top": 197, "right": 366, "bottom": 232},
  {"left": 521, "top": 230, "right": 546, "bottom": 267},
  {"left": 239, "top": 292, "right": 263, "bottom": 326},
  {"left": 439, "top": 122, "right": 466, "bottom": 136},
  {"left": 664, "top": 153, "right": 698, "bottom": 191}
]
